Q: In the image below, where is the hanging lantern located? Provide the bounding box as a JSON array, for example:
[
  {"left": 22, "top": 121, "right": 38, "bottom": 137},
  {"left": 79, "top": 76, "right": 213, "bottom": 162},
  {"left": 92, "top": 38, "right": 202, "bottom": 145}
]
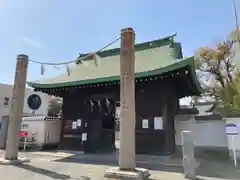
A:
[
  {"left": 93, "top": 53, "right": 100, "bottom": 67},
  {"left": 41, "top": 64, "right": 45, "bottom": 75},
  {"left": 66, "top": 64, "right": 70, "bottom": 76}
]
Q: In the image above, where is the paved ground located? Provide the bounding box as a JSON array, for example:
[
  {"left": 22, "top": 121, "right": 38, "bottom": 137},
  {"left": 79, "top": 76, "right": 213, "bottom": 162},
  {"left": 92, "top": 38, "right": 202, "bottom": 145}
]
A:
[{"left": 0, "top": 150, "right": 239, "bottom": 180}]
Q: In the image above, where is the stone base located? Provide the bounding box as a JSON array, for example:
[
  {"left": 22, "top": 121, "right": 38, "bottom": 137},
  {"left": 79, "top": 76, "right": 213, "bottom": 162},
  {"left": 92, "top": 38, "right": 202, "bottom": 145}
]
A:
[
  {"left": 229, "top": 149, "right": 240, "bottom": 160},
  {"left": 0, "top": 157, "right": 30, "bottom": 165},
  {"left": 104, "top": 167, "right": 150, "bottom": 180}
]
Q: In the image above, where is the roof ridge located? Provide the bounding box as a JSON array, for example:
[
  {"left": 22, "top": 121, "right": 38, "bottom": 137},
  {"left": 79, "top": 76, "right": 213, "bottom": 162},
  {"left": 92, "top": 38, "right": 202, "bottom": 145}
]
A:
[{"left": 76, "top": 34, "right": 177, "bottom": 64}]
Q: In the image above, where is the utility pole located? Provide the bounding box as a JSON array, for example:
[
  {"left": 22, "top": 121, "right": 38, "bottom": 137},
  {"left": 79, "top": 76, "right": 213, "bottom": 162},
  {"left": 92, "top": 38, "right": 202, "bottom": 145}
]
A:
[
  {"left": 232, "top": 0, "right": 240, "bottom": 70},
  {"left": 233, "top": 0, "right": 240, "bottom": 44},
  {"left": 5, "top": 54, "right": 28, "bottom": 160}
]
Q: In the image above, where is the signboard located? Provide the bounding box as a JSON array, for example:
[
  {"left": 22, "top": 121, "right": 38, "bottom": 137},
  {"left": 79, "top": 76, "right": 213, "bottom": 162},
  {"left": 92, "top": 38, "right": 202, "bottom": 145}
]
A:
[
  {"left": 82, "top": 133, "right": 87, "bottom": 141},
  {"left": 225, "top": 123, "right": 238, "bottom": 167},
  {"left": 142, "top": 119, "right": 148, "bottom": 129},
  {"left": 226, "top": 123, "right": 239, "bottom": 135},
  {"left": 19, "top": 130, "right": 28, "bottom": 137},
  {"left": 154, "top": 117, "right": 163, "bottom": 130},
  {"left": 72, "top": 121, "right": 77, "bottom": 129},
  {"left": 77, "top": 119, "right": 82, "bottom": 127}
]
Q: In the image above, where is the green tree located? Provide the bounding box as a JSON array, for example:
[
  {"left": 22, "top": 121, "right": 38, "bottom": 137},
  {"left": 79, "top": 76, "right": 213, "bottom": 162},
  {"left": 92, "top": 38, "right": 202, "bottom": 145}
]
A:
[
  {"left": 215, "top": 71, "right": 240, "bottom": 116},
  {"left": 193, "top": 36, "right": 237, "bottom": 102},
  {"left": 48, "top": 98, "right": 62, "bottom": 117},
  {"left": 193, "top": 29, "right": 240, "bottom": 116}
]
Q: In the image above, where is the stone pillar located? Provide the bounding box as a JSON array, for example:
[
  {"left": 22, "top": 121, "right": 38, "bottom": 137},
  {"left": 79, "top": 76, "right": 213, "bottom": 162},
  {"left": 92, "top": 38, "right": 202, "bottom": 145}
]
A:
[
  {"left": 5, "top": 54, "right": 28, "bottom": 160},
  {"left": 182, "top": 130, "right": 196, "bottom": 180},
  {"left": 104, "top": 28, "right": 149, "bottom": 180},
  {"left": 119, "top": 27, "right": 136, "bottom": 170}
]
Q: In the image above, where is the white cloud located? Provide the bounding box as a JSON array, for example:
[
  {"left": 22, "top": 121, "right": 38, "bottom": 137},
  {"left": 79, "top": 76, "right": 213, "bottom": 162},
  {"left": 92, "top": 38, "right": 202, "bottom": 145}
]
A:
[{"left": 20, "top": 36, "right": 43, "bottom": 50}]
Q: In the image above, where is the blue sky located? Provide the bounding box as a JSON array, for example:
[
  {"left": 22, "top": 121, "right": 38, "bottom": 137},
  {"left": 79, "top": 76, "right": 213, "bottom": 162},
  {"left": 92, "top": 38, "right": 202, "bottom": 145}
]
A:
[{"left": 0, "top": 0, "right": 238, "bottom": 85}]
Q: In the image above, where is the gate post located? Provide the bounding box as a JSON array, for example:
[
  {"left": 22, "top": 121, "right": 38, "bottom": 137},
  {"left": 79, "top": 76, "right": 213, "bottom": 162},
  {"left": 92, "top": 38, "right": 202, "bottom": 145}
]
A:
[
  {"left": 5, "top": 54, "right": 28, "bottom": 160},
  {"left": 104, "top": 28, "right": 150, "bottom": 179},
  {"left": 182, "top": 130, "right": 196, "bottom": 179},
  {"left": 119, "top": 27, "right": 136, "bottom": 169}
]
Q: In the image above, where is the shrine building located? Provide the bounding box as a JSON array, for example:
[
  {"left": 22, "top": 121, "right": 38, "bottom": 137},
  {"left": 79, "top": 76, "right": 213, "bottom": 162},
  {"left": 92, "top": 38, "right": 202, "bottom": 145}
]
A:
[{"left": 28, "top": 34, "right": 202, "bottom": 154}]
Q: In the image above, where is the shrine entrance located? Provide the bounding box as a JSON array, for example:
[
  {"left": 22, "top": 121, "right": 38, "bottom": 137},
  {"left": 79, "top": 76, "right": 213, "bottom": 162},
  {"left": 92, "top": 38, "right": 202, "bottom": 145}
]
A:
[
  {"left": 83, "top": 96, "right": 116, "bottom": 153},
  {"left": 30, "top": 34, "right": 202, "bottom": 155}
]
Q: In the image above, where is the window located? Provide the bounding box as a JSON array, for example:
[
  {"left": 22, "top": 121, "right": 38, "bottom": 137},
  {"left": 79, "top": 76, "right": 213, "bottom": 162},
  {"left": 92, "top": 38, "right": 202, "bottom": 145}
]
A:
[
  {"left": 0, "top": 115, "right": 9, "bottom": 129},
  {"left": 3, "top": 97, "right": 9, "bottom": 106},
  {"left": 21, "top": 124, "right": 28, "bottom": 129}
]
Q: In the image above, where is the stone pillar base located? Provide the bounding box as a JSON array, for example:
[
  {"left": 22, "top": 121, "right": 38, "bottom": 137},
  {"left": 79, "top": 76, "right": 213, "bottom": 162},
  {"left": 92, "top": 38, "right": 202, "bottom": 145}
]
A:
[
  {"left": 104, "top": 167, "right": 150, "bottom": 180},
  {"left": 229, "top": 149, "right": 240, "bottom": 160},
  {"left": 0, "top": 157, "right": 30, "bottom": 165}
]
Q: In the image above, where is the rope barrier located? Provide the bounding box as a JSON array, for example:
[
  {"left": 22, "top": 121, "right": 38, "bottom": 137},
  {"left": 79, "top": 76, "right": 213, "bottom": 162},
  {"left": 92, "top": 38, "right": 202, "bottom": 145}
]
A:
[
  {"left": 29, "top": 36, "right": 120, "bottom": 66},
  {"left": 28, "top": 36, "right": 121, "bottom": 76}
]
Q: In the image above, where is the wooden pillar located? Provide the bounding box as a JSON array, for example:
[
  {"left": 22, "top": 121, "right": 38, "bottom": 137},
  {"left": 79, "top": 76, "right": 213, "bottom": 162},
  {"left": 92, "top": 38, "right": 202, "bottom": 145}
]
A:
[
  {"left": 59, "top": 97, "right": 66, "bottom": 146},
  {"left": 175, "top": 98, "right": 180, "bottom": 114},
  {"left": 162, "top": 91, "right": 176, "bottom": 154},
  {"left": 119, "top": 27, "right": 136, "bottom": 170},
  {"left": 5, "top": 54, "right": 28, "bottom": 160}
]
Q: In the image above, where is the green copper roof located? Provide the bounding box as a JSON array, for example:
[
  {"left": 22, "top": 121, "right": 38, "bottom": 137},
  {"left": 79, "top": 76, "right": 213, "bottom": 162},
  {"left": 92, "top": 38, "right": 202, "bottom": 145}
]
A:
[
  {"left": 27, "top": 35, "right": 201, "bottom": 94},
  {"left": 76, "top": 34, "right": 178, "bottom": 63}
]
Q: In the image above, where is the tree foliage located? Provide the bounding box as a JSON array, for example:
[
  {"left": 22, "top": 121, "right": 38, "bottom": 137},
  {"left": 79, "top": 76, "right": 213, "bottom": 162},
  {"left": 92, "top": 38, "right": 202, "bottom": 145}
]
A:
[
  {"left": 48, "top": 98, "right": 62, "bottom": 117},
  {"left": 194, "top": 36, "right": 236, "bottom": 101},
  {"left": 215, "top": 71, "right": 240, "bottom": 116},
  {"left": 193, "top": 29, "right": 240, "bottom": 116}
]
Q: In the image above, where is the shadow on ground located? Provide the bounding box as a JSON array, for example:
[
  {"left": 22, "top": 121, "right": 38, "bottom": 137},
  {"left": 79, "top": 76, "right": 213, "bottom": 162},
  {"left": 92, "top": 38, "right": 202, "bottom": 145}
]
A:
[
  {"left": 53, "top": 151, "right": 240, "bottom": 180},
  {"left": 13, "top": 163, "right": 90, "bottom": 180},
  {"left": 14, "top": 163, "right": 71, "bottom": 179},
  {"left": 54, "top": 152, "right": 182, "bottom": 171}
]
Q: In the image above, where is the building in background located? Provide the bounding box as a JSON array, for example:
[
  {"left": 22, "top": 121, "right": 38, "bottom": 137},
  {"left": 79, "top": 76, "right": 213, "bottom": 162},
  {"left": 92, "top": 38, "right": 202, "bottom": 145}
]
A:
[{"left": 0, "top": 83, "right": 53, "bottom": 119}]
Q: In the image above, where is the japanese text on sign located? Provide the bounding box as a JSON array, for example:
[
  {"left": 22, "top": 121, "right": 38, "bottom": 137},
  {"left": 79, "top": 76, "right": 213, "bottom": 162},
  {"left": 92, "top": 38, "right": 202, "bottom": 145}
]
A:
[{"left": 19, "top": 130, "right": 28, "bottom": 137}]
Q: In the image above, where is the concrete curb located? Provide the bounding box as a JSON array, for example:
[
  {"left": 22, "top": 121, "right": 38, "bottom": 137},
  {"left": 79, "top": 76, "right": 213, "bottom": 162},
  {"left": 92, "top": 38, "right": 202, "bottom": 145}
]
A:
[
  {"left": 0, "top": 150, "right": 201, "bottom": 168},
  {"left": 30, "top": 151, "right": 191, "bottom": 167}
]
